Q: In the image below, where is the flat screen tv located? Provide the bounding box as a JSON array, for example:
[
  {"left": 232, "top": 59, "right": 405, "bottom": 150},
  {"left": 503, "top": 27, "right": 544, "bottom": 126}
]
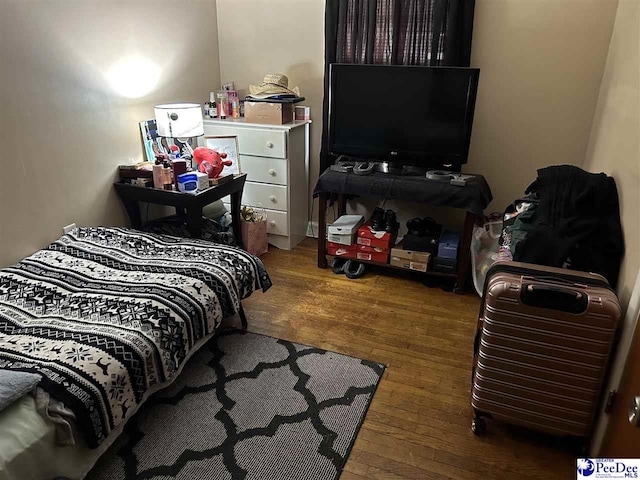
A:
[{"left": 328, "top": 64, "right": 480, "bottom": 170}]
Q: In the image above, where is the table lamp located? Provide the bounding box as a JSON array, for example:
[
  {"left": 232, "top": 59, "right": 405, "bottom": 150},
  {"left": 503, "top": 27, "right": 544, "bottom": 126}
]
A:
[{"left": 154, "top": 103, "right": 204, "bottom": 158}]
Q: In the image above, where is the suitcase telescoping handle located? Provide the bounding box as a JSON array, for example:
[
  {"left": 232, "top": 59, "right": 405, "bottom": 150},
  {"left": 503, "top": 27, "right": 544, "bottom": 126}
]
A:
[
  {"left": 521, "top": 275, "right": 589, "bottom": 289},
  {"left": 521, "top": 284, "right": 588, "bottom": 314}
]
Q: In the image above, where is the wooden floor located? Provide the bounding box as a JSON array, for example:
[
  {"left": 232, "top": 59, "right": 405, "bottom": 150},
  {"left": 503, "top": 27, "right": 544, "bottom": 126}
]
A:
[{"left": 242, "top": 238, "right": 578, "bottom": 480}]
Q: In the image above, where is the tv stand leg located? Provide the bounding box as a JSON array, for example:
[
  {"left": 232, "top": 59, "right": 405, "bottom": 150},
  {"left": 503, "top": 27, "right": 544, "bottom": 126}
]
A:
[
  {"left": 454, "top": 211, "right": 476, "bottom": 294},
  {"left": 317, "top": 193, "right": 328, "bottom": 268},
  {"left": 337, "top": 193, "right": 347, "bottom": 216}
]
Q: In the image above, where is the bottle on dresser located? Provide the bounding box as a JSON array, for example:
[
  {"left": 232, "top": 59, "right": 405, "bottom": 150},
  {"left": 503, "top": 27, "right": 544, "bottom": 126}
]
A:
[
  {"left": 217, "top": 91, "right": 228, "bottom": 119},
  {"left": 152, "top": 163, "right": 163, "bottom": 189},
  {"left": 205, "top": 92, "right": 217, "bottom": 119},
  {"left": 162, "top": 161, "right": 173, "bottom": 190},
  {"left": 210, "top": 94, "right": 217, "bottom": 118}
]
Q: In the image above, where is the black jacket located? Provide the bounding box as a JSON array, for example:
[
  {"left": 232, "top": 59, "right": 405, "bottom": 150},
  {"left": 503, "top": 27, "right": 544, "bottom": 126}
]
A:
[{"left": 514, "top": 165, "right": 624, "bottom": 288}]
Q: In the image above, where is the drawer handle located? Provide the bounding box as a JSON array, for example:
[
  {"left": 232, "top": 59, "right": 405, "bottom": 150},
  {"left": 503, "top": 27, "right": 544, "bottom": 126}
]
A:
[
  {"left": 270, "top": 221, "right": 276, "bottom": 227},
  {"left": 269, "top": 195, "right": 277, "bottom": 203},
  {"left": 266, "top": 141, "right": 274, "bottom": 148},
  {"left": 268, "top": 169, "right": 276, "bottom": 176}
]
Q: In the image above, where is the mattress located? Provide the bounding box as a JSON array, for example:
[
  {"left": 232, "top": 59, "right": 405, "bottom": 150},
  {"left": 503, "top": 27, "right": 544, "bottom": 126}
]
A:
[{"left": 0, "top": 227, "right": 271, "bottom": 479}]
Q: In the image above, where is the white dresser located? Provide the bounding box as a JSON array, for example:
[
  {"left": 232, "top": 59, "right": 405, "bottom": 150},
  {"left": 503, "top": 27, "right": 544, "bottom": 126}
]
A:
[{"left": 202, "top": 118, "right": 311, "bottom": 250}]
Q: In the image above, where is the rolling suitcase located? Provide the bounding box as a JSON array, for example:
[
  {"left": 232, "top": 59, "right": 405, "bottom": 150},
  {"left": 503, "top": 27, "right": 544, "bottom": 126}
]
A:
[{"left": 471, "top": 261, "right": 621, "bottom": 440}]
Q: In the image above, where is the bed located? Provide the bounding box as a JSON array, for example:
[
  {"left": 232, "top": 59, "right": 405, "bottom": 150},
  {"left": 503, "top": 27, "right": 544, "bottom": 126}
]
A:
[{"left": 0, "top": 227, "right": 271, "bottom": 480}]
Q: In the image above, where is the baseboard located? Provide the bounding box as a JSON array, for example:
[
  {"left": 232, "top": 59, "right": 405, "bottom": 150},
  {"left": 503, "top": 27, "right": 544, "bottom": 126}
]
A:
[{"left": 306, "top": 221, "right": 319, "bottom": 238}]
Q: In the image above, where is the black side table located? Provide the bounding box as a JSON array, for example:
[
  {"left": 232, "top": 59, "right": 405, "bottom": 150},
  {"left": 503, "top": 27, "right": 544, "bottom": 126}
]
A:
[{"left": 114, "top": 174, "right": 246, "bottom": 245}]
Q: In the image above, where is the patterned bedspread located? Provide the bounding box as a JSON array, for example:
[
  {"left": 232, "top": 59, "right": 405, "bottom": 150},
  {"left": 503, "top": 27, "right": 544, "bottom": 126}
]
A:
[{"left": 0, "top": 227, "right": 271, "bottom": 447}]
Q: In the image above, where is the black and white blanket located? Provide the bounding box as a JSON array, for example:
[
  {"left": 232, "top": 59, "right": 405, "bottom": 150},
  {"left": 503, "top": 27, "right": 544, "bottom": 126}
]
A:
[{"left": 0, "top": 227, "right": 271, "bottom": 447}]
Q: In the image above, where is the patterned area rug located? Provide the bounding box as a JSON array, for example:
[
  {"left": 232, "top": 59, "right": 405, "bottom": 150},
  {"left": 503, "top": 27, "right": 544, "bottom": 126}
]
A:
[{"left": 89, "top": 330, "right": 384, "bottom": 480}]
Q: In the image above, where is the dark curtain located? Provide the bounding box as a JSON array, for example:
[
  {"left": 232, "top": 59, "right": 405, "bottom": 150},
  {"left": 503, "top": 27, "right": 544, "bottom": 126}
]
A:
[{"left": 320, "top": 0, "right": 476, "bottom": 172}]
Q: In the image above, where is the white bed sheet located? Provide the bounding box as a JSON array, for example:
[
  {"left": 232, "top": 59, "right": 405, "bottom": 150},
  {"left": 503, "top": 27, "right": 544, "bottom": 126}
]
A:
[{"left": 0, "top": 395, "right": 106, "bottom": 480}]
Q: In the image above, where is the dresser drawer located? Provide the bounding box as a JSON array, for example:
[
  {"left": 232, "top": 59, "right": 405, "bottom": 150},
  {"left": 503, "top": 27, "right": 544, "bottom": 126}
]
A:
[
  {"left": 264, "top": 209, "right": 288, "bottom": 236},
  {"left": 244, "top": 182, "right": 287, "bottom": 210},
  {"left": 222, "top": 182, "right": 288, "bottom": 211},
  {"left": 240, "top": 155, "right": 287, "bottom": 186},
  {"left": 203, "top": 125, "right": 286, "bottom": 159},
  {"left": 223, "top": 205, "right": 289, "bottom": 237}
]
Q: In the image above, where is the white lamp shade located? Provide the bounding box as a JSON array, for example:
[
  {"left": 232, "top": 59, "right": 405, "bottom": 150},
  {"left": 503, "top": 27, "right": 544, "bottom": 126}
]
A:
[{"left": 154, "top": 103, "right": 204, "bottom": 137}]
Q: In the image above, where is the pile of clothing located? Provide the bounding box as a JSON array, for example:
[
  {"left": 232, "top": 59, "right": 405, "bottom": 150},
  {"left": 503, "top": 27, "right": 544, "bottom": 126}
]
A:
[
  {"left": 498, "top": 165, "right": 624, "bottom": 288},
  {"left": 142, "top": 214, "right": 235, "bottom": 246}
]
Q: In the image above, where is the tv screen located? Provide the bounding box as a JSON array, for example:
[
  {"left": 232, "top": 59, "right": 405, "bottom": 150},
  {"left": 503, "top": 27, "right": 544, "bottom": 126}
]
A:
[{"left": 328, "top": 64, "right": 480, "bottom": 168}]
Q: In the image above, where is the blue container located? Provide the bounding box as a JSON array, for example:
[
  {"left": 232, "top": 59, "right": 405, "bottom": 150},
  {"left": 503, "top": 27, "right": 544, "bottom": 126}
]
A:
[
  {"left": 437, "top": 231, "right": 460, "bottom": 260},
  {"left": 177, "top": 173, "right": 198, "bottom": 194}
]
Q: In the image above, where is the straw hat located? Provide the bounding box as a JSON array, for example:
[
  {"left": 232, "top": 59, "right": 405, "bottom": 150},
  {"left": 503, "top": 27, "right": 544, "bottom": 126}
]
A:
[{"left": 248, "top": 73, "right": 301, "bottom": 99}]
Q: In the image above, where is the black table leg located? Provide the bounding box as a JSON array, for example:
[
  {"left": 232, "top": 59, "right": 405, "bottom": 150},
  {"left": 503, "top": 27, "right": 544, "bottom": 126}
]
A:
[
  {"left": 317, "top": 193, "right": 328, "bottom": 268},
  {"left": 454, "top": 211, "right": 476, "bottom": 294},
  {"left": 230, "top": 190, "right": 242, "bottom": 248},
  {"left": 186, "top": 205, "right": 203, "bottom": 238},
  {"left": 337, "top": 193, "right": 347, "bottom": 216},
  {"left": 238, "top": 303, "right": 248, "bottom": 330},
  {"left": 123, "top": 199, "right": 143, "bottom": 229}
]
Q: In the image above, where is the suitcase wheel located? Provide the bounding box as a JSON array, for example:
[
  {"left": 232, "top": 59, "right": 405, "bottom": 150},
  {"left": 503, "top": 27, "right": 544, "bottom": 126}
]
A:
[{"left": 471, "top": 415, "right": 486, "bottom": 435}]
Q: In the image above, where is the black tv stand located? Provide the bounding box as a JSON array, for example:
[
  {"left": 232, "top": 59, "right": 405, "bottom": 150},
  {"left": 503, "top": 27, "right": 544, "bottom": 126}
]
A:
[{"left": 313, "top": 168, "right": 492, "bottom": 294}]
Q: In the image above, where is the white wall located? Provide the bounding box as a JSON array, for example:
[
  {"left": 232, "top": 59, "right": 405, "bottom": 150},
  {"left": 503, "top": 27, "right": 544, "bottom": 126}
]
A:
[
  {"left": 216, "top": 0, "right": 618, "bottom": 222},
  {"left": 0, "top": 0, "right": 221, "bottom": 267},
  {"left": 216, "top": 0, "right": 325, "bottom": 195},
  {"left": 583, "top": 0, "right": 639, "bottom": 309},
  {"left": 575, "top": 0, "right": 639, "bottom": 454},
  {"left": 469, "top": 0, "right": 619, "bottom": 211}
]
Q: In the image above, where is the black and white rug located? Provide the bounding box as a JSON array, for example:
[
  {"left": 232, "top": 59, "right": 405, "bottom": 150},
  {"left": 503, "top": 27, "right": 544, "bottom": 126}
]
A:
[{"left": 89, "top": 330, "right": 384, "bottom": 480}]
